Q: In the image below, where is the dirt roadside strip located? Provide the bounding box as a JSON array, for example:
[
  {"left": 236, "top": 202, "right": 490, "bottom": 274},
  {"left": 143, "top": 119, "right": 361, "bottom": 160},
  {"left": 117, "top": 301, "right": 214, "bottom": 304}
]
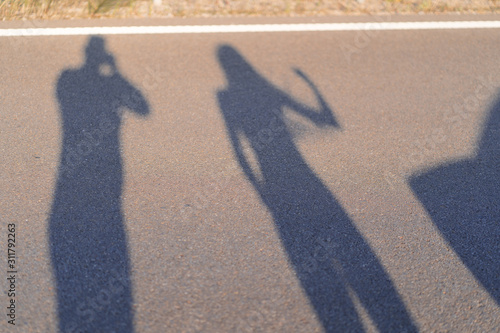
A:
[{"left": 1, "top": 0, "right": 499, "bottom": 21}]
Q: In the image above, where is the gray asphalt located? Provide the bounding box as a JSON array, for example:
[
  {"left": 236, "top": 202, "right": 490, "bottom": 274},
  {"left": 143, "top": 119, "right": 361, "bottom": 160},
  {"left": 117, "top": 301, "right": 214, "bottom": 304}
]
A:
[{"left": 1, "top": 15, "right": 499, "bottom": 333}]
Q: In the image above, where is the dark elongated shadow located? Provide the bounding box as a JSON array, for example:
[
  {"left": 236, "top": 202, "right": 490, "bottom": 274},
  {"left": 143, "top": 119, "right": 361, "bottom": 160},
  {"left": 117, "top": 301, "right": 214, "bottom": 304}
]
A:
[
  {"left": 49, "top": 36, "right": 149, "bottom": 333},
  {"left": 410, "top": 93, "right": 500, "bottom": 305},
  {"left": 216, "top": 45, "right": 417, "bottom": 332}
]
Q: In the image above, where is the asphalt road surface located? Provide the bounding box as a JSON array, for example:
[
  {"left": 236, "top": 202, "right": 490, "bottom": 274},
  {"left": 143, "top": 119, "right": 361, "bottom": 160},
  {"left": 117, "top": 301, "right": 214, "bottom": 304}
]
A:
[{"left": 1, "top": 15, "right": 499, "bottom": 333}]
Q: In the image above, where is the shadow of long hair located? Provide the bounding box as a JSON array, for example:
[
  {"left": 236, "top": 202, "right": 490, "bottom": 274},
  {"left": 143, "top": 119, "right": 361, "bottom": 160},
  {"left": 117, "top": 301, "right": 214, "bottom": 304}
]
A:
[
  {"left": 49, "top": 36, "right": 149, "bottom": 333},
  {"left": 216, "top": 44, "right": 417, "bottom": 332}
]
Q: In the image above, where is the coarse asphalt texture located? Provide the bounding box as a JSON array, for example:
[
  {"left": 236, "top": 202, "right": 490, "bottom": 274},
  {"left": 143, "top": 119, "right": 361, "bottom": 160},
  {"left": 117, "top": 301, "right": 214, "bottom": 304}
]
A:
[{"left": 1, "top": 14, "right": 499, "bottom": 333}]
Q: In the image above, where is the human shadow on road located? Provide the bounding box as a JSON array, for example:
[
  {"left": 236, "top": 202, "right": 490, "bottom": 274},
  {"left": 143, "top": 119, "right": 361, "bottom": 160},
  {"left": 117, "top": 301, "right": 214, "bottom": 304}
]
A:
[
  {"left": 49, "top": 36, "right": 149, "bottom": 333},
  {"left": 410, "top": 93, "right": 500, "bottom": 306},
  {"left": 216, "top": 45, "right": 417, "bottom": 332}
]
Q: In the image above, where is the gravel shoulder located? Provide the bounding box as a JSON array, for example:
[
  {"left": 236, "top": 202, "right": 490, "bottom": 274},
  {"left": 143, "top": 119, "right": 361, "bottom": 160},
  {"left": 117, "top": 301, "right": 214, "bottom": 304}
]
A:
[{"left": 2, "top": 0, "right": 499, "bottom": 21}]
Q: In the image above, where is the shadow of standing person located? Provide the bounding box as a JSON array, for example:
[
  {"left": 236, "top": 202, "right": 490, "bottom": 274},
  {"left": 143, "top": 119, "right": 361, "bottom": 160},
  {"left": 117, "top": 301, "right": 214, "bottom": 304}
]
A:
[
  {"left": 410, "top": 93, "right": 500, "bottom": 305},
  {"left": 49, "top": 36, "right": 149, "bottom": 333},
  {"left": 216, "top": 45, "right": 417, "bottom": 332}
]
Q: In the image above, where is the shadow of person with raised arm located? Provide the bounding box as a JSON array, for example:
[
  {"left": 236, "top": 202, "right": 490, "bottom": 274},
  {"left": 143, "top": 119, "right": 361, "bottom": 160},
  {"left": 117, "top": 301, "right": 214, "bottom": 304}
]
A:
[
  {"left": 410, "top": 92, "right": 500, "bottom": 305},
  {"left": 216, "top": 45, "right": 417, "bottom": 332},
  {"left": 49, "top": 36, "right": 149, "bottom": 333}
]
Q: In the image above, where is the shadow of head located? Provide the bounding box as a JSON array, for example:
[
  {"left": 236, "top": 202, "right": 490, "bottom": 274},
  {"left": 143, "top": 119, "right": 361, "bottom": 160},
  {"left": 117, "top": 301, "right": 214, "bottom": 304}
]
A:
[
  {"left": 84, "top": 36, "right": 117, "bottom": 77},
  {"left": 217, "top": 44, "right": 262, "bottom": 86}
]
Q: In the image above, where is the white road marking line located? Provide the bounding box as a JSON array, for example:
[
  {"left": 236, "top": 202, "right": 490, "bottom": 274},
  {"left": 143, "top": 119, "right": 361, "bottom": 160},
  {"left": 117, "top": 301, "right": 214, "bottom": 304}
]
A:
[{"left": 1, "top": 21, "right": 500, "bottom": 37}]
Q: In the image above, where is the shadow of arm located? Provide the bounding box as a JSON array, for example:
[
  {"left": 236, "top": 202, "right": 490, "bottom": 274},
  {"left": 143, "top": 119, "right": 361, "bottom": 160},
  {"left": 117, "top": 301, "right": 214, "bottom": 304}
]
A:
[
  {"left": 117, "top": 76, "right": 150, "bottom": 116},
  {"left": 283, "top": 68, "right": 338, "bottom": 128},
  {"left": 218, "top": 91, "right": 261, "bottom": 189}
]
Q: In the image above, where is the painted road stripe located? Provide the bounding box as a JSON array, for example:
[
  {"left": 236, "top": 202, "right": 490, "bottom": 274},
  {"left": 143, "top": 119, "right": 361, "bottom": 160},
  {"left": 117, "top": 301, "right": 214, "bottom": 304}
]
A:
[{"left": 1, "top": 21, "right": 500, "bottom": 37}]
